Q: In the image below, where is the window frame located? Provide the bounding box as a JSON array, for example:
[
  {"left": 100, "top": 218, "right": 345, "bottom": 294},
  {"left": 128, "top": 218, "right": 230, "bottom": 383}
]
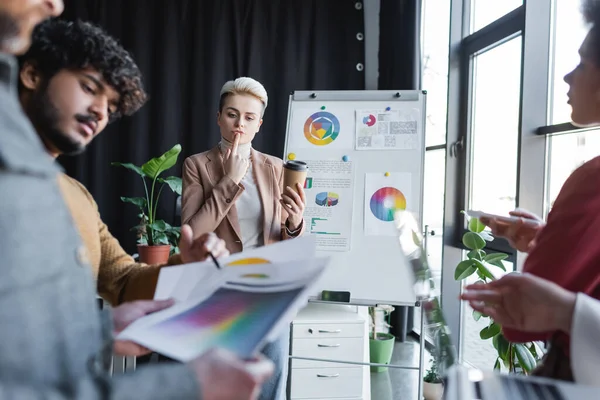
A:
[{"left": 441, "top": 0, "right": 553, "bottom": 358}]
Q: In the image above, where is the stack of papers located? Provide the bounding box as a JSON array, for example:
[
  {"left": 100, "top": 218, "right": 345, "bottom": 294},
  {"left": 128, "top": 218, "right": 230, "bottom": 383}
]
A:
[{"left": 117, "top": 236, "right": 327, "bottom": 362}]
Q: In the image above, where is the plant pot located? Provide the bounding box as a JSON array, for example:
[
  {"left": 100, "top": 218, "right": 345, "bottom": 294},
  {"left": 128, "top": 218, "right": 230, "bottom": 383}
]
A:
[
  {"left": 369, "top": 332, "right": 395, "bottom": 372},
  {"left": 137, "top": 244, "right": 171, "bottom": 264},
  {"left": 423, "top": 381, "right": 444, "bottom": 400}
]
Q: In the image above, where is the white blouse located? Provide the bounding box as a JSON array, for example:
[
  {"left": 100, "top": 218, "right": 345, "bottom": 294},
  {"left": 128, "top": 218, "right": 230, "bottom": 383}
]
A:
[{"left": 219, "top": 140, "right": 264, "bottom": 250}]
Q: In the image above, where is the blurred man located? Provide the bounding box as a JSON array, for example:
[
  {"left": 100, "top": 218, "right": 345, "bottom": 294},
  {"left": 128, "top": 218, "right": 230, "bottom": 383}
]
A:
[{"left": 0, "top": 2, "right": 272, "bottom": 399}]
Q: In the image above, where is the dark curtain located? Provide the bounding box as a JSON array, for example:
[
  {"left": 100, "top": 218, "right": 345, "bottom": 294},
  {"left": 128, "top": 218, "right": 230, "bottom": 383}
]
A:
[
  {"left": 378, "top": 0, "right": 421, "bottom": 90},
  {"left": 59, "top": 0, "right": 365, "bottom": 253}
]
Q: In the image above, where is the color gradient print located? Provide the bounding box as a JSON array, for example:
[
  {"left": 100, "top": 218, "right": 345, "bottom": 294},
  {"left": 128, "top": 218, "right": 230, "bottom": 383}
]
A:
[
  {"left": 150, "top": 288, "right": 302, "bottom": 359},
  {"left": 226, "top": 258, "right": 271, "bottom": 266},
  {"left": 304, "top": 111, "right": 340, "bottom": 146},
  {"left": 369, "top": 187, "right": 407, "bottom": 221}
]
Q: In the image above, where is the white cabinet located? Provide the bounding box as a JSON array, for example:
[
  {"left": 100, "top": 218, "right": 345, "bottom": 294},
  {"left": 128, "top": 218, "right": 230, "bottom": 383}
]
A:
[{"left": 290, "top": 303, "right": 367, "bottom": 399}]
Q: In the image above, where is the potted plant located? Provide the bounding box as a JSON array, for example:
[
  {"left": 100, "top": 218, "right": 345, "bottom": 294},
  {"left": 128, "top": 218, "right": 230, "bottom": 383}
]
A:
[
  {"left": 112, "top": 144, "right": 183, "bottom": 264},
  {"left": 455, "top": 212, "right": 543, "bottom": 373},
  {"left": 368, "top": 304, "right": 396, "bottom": 372},
  {"left": 423, "top": 358, "right": 443, "bottom": 400}
]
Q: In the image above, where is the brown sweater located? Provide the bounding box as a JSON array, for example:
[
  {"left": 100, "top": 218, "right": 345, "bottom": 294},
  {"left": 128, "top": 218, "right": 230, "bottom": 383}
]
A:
[{"left": 57, "top": 173, "right": 181, "bottom": 306}]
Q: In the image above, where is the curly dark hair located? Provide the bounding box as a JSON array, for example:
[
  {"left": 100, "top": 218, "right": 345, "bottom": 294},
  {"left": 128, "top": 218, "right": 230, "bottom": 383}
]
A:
[
  {"left": 584, "top": 0, "right": 600, "bottom": 66},
  {"left": 18, "top": 19, "right": 147, "bottom": 120}
]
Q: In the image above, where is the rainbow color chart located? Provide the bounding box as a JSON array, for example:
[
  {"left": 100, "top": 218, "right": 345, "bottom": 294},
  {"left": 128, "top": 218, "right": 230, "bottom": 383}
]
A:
[
  {"left": 369, "top": 187, "right": 407, "bottom": 222},
  {"left": 149, "top": 287, "right": 302, "bottom": 359},
  {"left": 304, "top": 111, "right": 340, "bottom": 146}
]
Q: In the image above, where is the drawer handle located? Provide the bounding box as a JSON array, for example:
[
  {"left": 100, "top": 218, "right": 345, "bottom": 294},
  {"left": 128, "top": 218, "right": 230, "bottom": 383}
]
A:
[
  {"left": 317, "top": 373, "right": 340, "bottom": 378},
  {"left": 318, "top": 329, "right": 341, "bottom": 333},
  {"left": 317, "top": 343, "right": 341, "bottom": 348}
]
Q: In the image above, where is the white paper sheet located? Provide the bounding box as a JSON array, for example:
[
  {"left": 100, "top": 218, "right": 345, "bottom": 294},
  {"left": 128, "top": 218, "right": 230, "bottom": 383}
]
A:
[
  {"left": 355, "top": 109, "right": 420, "bottom": 150},
  {"left": 117, "top": 257, "right": 328, "bottom": 362},
  {"left": 301, "top": 159, "right": 354, "bottom": 251},
  {"left": 157, "top": 235, "right": 317, "bottom": 302},
  {"left": 364, "top": 172, "right": 413, "bottom": 236}
]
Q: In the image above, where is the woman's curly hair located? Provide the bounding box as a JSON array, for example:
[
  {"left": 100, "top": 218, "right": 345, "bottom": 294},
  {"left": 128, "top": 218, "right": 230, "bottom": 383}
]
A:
[{"left": 18, "top": 19, "right": 147, "bottom": 120}]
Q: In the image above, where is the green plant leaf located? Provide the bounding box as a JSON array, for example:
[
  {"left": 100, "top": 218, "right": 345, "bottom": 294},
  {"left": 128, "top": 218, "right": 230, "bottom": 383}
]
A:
[
  {"left": 455, "top": 260, "right": 477, "bottom": 280},
  {"left": 467, "top": 250, "right": 483, "bottom": 261},
  {"left": 514, "top": 343, "right": 537, "bottom": 373},
  {"left": 153, "top": 232, "right": 169, "bottom": 245},
  {"left": 484, "top": 253, "right": 508, "bottom": 263},
  {"left": 496, "top": 333, "right": 510, "bottom": 359},
  {"left": 473, "top": 260, "right": 496, "bottom": 280},
  {"left": 488, "top": 259, "right": 506, "bottom": 271},
  {"left": 120, "top": 196, "right": 147, "bottom": 210},
  {"left": 141, "top": 144, "right": 182, "bottom": 179},
  {"left": 494, "top": 358, "right": 501, "bottom": 371},
  {"left": 468, "top": 217, "right": 486, "bottom": 233},
  {"left": 473, "top": 310, "right": 483, "bottom": 322},
  {"left": 480, "top": 322, "right": 501, "bottom": 339},
  {"left": 111, "top": 162, "right": 147, "bottom": 177},
  {"left": 463, "top": 232, "right": 486, "bottom": 250},
  {"left": 158, "top": 176, "right": 182, "bottom": 195},
  {"left": 149, "top": 220, "right": 171, "bottom": 232}
]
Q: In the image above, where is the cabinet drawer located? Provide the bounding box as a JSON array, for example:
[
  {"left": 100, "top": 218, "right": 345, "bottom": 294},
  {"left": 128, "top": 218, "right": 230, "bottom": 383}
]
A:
[
  {"left": 291, "top": 337, "right": 364, "bottom": 368},
  {"left": 290, "top": 367, "right": 363, "bottom": 399},
  {"left": 292, "top": 322, "right": 364, "bottom": 339}
]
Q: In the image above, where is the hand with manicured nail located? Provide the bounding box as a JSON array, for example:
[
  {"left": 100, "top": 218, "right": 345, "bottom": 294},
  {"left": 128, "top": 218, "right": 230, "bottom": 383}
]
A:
[{"left": 179, "top": 225, "right": 230, "bottom": 264}]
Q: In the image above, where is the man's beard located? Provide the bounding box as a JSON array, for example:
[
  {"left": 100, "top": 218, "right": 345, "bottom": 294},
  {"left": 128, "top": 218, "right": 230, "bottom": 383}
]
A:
[
  {"left": 0, "top": 11, "right": 26, "bottom": 54},
  {"left": 29, "top": 85, "right": 87, "bottom": 156}
]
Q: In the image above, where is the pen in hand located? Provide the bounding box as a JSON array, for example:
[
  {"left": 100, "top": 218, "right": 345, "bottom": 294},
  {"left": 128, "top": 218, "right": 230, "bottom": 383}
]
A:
[{"left": 209, "top": 252, "right": 222, "bottom": 270}]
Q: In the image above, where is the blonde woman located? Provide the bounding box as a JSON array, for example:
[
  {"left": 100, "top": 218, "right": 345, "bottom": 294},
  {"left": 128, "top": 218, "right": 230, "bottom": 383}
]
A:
[{"left": 182, "top": 77, "right": 306, "bottom": 399}]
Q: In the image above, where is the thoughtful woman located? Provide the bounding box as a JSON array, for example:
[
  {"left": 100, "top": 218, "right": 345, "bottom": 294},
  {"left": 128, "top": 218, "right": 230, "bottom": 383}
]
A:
[
  {"left": 477, "top": 0, "right": 600, "bottom": 381},
  {"left": 181, "top": 77, "right": 306, "bottom": 400}
]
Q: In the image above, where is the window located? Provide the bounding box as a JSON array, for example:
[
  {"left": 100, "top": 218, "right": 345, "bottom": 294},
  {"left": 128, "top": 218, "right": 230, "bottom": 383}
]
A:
[
  {"left": 468, "top": 36, "right": 522, "bottom": 216},
  {"left": 549, "top": 0, "right": 589, "bottom": 124},
  {"left": 470, "top": 0, "right": 523, "bottom": 33},
  {"left": 423, "top": 0, "right": 451, "bottom": 147},
  {"left": 545, "top": 129, "right": 600, "bottom": 213}
]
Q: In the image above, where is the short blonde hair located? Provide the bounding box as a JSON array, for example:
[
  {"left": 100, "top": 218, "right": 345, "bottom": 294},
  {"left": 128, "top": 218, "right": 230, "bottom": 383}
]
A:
[{"left": 219, "top": 77, "right": 268, "bottom": 115}]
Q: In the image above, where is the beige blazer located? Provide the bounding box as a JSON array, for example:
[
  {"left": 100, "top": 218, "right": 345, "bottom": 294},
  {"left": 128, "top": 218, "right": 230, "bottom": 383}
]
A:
[{"left": 181, "top": 146, "right": 304, "bottom": 253}]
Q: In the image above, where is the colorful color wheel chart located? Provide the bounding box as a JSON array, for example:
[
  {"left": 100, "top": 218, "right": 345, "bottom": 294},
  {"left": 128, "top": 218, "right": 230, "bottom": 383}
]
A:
[
  {"left": 304, "top": 111, "right": 340, "bottom": 146},
  {"left": 315, "top": 192, "right": 339, "bottom": 207},
  {"left": 370, "top": 187, "right": 406, "bottom": 221}
]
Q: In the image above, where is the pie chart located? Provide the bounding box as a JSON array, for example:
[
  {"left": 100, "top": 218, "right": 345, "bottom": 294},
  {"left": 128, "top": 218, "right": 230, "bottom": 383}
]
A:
[{"left": 315, "top": 192, "right": 339, "bottom": 207}]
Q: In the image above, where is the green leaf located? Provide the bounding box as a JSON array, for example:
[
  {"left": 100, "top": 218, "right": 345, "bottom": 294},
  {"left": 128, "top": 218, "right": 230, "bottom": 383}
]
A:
[
  {"left": 488, "top": 259, "right": 506, "bottom": 271},
  {"left": 496, "top": 333, "right": 510, "bottom": 359},
  {"left": 455, "top": 260, "right": 477, "bottom": 280},
  {"left": 158, "top": 176, "right": 182, "bottom": 195},
  {"left": 514, "top": 343, "right": 537, "bottom": 373},
  {"left": 153, "top": 232, "right": 169, "bottom": 245},
  {"left": 462, "top": 232, "right": 486, "bottom": 250},
  {"left": 473, "top": 310, "right": 483, "bottom": 322},
  {"left": 484, "top": 253, "right": 508, "bottom": 263},
  {"left": 467, "top": 249, "right": 483, "bottom": 261},
  {"left": 468, "top": 217, "right": 486, "bottom": 233},
  {"left": 141, "top": 144, "right": 182, "bottom": 179},
  {"left": 111, "top": 162, "right": 147, "bottom": 177},
  {"left": 494, "top": 358, "right": 501, "bottom": 371},
  {"left": 480, "top": 322, "right": 501, "bottom": 339},
  {"left": 149, "top": 220, "right": 171, "bottom": 232},
  {"left": 473, "top": 260, "right": 496, "bottom": 280},
  {"left": 120, "top": 197, "right": 147, "bottom": 210}
]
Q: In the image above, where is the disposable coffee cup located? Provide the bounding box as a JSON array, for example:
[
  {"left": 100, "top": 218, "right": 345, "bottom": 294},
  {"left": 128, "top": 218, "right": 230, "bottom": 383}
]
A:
[{"left": 283, "top": 160, "right": 308, "bottom": 194}]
